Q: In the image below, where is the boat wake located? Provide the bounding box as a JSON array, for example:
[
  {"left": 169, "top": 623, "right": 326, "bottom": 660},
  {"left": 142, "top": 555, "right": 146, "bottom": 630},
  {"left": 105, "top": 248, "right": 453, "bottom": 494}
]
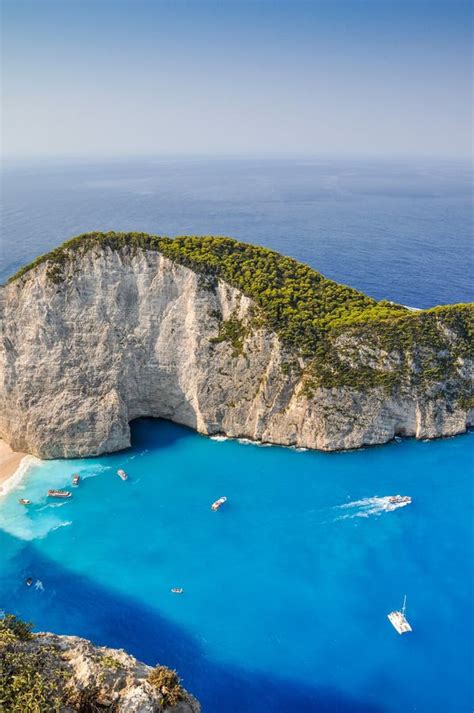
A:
[
  {"left": 334, "top": 495, "right": 411, "bottom": 520},
  {"left": 47, "top": 521, "right": 72, "bottom": 536},
  {"left": 72, "top": 465, "right": 111, "bottom": 481},
  {"left": 37, "top": 501, "right": 67, "bottom": 511}
]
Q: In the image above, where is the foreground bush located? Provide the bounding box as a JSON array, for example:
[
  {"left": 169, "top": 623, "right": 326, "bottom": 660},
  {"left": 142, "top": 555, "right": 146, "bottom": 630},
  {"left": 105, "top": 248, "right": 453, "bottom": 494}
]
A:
[{"left": 148, "top": 665, "right": 186, "bottom": 707}]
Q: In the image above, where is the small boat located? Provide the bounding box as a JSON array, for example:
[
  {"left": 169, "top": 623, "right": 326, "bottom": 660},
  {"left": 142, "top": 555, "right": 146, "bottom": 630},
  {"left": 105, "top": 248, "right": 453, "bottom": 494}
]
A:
[
  {"left": 388, "top": 595, "right": 412, "bottom": 635},
  {"left": 211, "top": 496, "right": 227, "bottom": 511},
  {"left": 387, "top": 495, "right": 411, "bottom": 510},
  {"left": 171, "top": 588, "right": 184, "bottom": 594},
  {"left": 48, "top": 489, "right": 72, "bottom": 499},
  {"left": 117, "top": 469, "right": 128, "bottom": 481},
  {"left": 18, "top": 498, "right": 31, "bottom": 505},
  {"left": 72, "top": 474, "right": 80, "bottom": 486}
]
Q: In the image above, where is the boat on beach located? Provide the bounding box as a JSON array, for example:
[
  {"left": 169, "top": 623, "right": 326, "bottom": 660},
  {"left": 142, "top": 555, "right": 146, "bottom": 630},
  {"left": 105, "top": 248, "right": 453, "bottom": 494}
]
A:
[
  {"left": 211, "top": 496, "right": 227, "bottom": 511},
  {"left": 72, "top": 474, "right": 80, "bottom": 486},
  {"left": 388, "top": 595, "right": 412, "bottom": 634},
  {"left": 18, "top": 498, "right": 31, "bottom": 505},
  {"left": 48, "top": 489, "right": 72, "bottom": 499},
  {"left": 117, "top": 469, "right": 128, "bottom": 481}
]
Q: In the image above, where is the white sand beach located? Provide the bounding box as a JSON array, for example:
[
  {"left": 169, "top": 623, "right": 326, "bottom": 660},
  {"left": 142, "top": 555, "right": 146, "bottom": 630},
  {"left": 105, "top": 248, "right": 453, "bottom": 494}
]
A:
[{"left": 0, "top": 439, "right": 28, "bottom": 495}]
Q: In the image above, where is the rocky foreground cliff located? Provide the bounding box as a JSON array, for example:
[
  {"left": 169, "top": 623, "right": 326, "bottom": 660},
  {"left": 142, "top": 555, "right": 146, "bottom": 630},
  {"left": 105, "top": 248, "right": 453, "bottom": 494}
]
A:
[
  {"left": 0, "top": 232, "right": 472, "bottom": 457},
  {"left": 0, "top": 614, "right": 199, "bottom": 712}
]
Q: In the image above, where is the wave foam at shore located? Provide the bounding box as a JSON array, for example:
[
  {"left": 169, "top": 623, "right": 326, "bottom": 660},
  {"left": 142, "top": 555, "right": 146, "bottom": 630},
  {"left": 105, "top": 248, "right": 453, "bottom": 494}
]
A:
[{"left": 0, "top": 455, "right": 40, "bottom": 498}]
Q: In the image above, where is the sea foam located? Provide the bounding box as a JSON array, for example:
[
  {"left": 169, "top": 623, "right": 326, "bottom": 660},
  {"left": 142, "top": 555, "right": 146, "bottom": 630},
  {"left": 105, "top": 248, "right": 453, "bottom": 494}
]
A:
[
  {"left": 334, "top": 495, "right": 410, "bottom": 520},
  {"left": 0, "top": 455, "right": 40, "bottom": 498}
]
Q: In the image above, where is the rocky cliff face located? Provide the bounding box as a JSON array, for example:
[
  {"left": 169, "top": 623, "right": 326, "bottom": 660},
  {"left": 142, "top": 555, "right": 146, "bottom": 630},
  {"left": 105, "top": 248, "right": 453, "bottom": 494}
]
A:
[
  {"left": 1, "top": 623, "right": 200, "bottom": 712},
  {"left": 0, "top": 240, "right": 472, "bottom": 458}
]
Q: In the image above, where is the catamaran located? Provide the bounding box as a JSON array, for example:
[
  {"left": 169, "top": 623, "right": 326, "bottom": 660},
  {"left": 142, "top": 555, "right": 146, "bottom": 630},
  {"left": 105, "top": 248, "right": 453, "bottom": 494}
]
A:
[{"left": 388, "top": 595, "right": 412, "bottom": 634}]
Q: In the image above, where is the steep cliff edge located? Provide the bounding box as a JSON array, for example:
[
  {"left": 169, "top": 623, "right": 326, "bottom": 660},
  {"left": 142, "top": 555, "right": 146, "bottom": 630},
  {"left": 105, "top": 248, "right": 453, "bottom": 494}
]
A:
[
  {"left": 1, "top": 232, "right": 472, "bottom": 457},
  {"left": 0, "top": 614, "right": 199, "bottom": 712}
]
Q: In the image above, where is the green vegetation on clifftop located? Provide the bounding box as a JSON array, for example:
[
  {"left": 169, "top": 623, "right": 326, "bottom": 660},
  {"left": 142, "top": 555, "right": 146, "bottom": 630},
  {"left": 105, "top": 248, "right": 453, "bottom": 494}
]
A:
[
  {"left": 0, "top": 615, "right": 64, "bottom": 712},
  {"left": 6, "top": 232, "right": 474, "bottom": 397},
  {"left": 6, "top": 231, "right": 408, "bottom": 348}
]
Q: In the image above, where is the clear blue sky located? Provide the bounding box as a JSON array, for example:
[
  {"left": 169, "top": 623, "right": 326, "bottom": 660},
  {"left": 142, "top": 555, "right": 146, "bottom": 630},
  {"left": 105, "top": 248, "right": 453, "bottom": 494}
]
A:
[{"left": 1, "top": 0, "right": 472, "bottom": 158}]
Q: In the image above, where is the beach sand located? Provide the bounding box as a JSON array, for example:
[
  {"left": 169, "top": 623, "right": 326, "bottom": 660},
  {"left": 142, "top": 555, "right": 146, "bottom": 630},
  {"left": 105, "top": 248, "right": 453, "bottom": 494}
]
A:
[{"left": 0, "top": 439, "right": 27, "bottom": 492}]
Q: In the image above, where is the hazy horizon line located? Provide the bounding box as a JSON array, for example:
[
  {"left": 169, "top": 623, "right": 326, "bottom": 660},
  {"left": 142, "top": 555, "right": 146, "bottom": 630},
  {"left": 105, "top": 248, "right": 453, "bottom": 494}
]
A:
[{"left": 2, "top": 151, "right": 472, "bottom": 164}]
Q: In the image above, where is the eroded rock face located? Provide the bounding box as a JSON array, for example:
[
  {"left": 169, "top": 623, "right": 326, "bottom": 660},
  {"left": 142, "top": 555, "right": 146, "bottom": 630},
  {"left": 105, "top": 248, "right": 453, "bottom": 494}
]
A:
[
  {"left": 0, "top": 246, "right": 472, "bottom": 457},
  {"left": 5, "top": 631, "right": 200, "bottom": 712}
]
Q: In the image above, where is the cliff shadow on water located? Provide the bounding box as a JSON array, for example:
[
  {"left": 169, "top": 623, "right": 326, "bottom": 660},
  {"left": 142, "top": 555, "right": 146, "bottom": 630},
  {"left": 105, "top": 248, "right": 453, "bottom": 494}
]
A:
[
  {"left": 1, "top": 530, "right": 387, "bottom": 713},
  {"left": 128, "top": 416, "right": 199, "bottom": 451}
]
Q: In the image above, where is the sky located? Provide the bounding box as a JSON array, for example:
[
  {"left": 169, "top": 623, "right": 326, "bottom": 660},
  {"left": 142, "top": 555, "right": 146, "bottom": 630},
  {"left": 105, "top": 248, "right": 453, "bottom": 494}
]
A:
[{"left": 1, "top": 0, "right": 472, "bottom": 158}]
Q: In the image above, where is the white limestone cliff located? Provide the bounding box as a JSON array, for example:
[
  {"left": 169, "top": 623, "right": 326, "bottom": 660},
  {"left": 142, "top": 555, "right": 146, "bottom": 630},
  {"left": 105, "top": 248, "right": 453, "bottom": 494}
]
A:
[{"left": 0, "top": 245, "right": 472, "bottom": 458}]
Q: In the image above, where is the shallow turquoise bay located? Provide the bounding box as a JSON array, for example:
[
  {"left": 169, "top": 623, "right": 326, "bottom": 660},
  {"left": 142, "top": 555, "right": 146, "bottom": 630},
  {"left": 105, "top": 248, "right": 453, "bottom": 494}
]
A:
[{"left": 0, "top": 420, "right": 472, "bottom": 712}]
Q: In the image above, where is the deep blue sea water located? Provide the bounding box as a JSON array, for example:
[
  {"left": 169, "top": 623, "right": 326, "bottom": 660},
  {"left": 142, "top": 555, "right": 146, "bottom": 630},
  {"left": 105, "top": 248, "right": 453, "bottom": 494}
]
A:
[
  {"left": 1, "top": 157, "right": 472, "bottom": 306},
  {"left": 0, "top": 157, "right": 473, "bottom": 712}
]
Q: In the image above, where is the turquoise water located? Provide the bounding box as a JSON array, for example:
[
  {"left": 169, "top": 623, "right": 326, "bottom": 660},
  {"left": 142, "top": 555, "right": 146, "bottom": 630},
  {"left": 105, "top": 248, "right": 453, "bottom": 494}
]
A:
[
  {"left": 1, "top": 419, "right": 472, "bottom": 712},
  {"left": 1, "top": 157, "right": 472, "bottom": 710}
]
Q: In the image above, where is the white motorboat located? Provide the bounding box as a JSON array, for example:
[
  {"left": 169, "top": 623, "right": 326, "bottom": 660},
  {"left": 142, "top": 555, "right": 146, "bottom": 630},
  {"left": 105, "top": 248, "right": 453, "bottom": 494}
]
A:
[
  {"left": 387, "top": 495, "right": 411, "bottom": 511},
  {"left": 211, "top": 496, "right": 227, "bottom": 511}
]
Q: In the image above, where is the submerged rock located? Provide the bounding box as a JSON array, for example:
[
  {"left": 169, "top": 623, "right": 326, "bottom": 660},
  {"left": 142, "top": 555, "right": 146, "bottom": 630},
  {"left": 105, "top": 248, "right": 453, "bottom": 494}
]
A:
[{"left": 0, "top": 232, "right": 472, "bottom": 457}]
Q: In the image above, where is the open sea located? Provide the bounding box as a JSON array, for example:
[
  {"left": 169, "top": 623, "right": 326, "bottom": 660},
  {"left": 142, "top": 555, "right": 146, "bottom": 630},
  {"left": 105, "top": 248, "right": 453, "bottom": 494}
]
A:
[{"left": 0, "top": 157, "right": 473, "bottom": 712}]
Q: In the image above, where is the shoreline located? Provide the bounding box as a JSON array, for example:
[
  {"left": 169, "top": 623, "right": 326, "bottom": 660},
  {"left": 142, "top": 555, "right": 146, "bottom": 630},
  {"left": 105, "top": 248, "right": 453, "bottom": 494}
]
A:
[{"left": 0, "top": 439, "right": 33, "bottom": 497}]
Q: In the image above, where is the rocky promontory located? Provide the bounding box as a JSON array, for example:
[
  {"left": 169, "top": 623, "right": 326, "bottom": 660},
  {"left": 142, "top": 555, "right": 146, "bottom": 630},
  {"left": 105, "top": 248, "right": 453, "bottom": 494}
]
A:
[
  {"left": 0, "top": 232, "right": 472, "bottom": 457},
  {"left": 0, "top": 614, "right": 200, "bottom": 712}
]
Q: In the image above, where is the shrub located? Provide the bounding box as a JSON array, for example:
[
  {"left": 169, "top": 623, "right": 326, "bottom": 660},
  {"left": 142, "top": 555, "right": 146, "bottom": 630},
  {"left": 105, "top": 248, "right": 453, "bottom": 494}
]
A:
[
  {"left": 100, "top": 654, "right": 121, "bottom": 671},
  {"left": 0, "top": 615, "right": 63, "bottom": 713},
  {"left": 148, "top": 665, "right": 186, "bottom": 708},
  {"left": 210, "top": 315, "right": 247, "bottom": 356},
  {"left": 0, "top": 613, "right": 33, "bottom": 645}
]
